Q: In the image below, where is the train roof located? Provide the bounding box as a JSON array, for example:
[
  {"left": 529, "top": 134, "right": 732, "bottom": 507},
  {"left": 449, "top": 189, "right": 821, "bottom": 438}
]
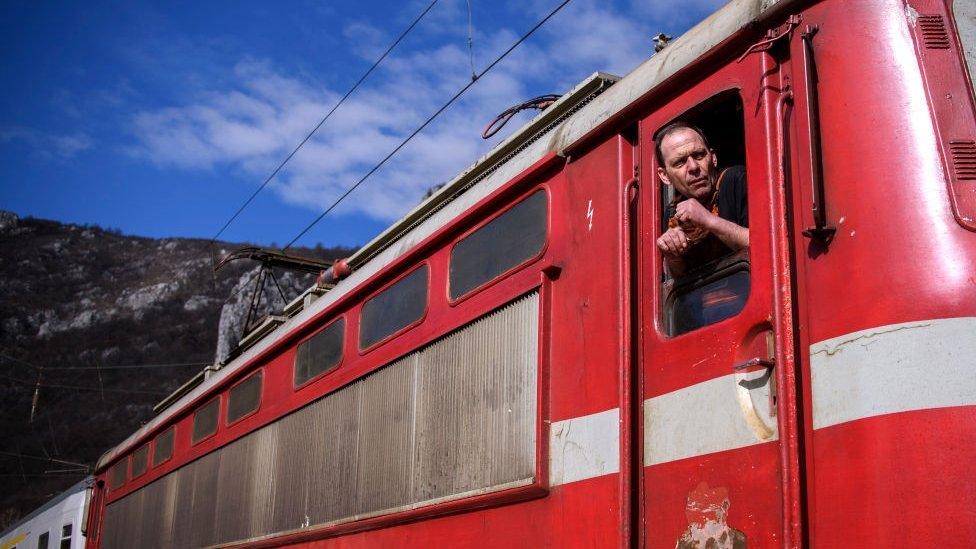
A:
[
  {"left": 0, "top": 477, "right": 90, "bottom": 541},
  {"left": 96, "top": 0, "right": 793, "bottom": 472}
]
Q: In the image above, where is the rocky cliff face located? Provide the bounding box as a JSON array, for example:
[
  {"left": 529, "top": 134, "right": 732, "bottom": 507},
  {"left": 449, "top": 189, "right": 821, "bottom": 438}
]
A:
[
  {"left": 214, "top": 268, "right": 315, "bottom": 364},
  {"left": 0, "top": 211, "right": 350, "bottom": 528}
]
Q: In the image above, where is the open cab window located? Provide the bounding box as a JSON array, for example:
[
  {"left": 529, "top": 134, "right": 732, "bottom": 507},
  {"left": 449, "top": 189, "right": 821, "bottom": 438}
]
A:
[{"left": 656, "top": 91, "right": 751, "bottom": 336}]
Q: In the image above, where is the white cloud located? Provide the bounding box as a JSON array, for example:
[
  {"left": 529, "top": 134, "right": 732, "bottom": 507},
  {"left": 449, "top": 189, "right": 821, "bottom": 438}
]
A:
[
  {"left": 0, "top": 127, "right": 94, "bottom": 159},
  {"left": 127, "top": 0, "right": 701, "bottom": 223}
]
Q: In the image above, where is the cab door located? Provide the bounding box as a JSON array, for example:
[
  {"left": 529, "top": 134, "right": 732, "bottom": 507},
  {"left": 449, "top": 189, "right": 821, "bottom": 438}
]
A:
[{"left": 636, "top": 44, "right": 801, "bottom": 548}]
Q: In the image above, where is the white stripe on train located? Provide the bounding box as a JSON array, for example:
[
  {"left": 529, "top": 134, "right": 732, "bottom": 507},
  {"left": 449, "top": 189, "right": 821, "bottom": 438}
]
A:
[{"left": 551, "top": 317, "right": 976, "bottom": 486}]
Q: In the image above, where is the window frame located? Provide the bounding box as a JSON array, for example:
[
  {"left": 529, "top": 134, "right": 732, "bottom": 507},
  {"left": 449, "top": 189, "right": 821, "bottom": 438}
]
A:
[
  {"left": 59, "top": 524, "right": 71, "bottom": 549},
  {"left": 293, "top": 316, "right": 345, "bottom": 390},
  {"left": 358, "top": 263, "right": 430, "bottom": 354},
  {"left": 447, "top": 186, "right": 551, "bottom": 306},
  {"left": 152, "top": 426, "right": 175, "bottom": 467},
  {"left": 129, "top": 442, "right": 149, "bottom": 479},
  {"left": 652, "top": 89, "right": 754, "bottom": 339},
  {"left": 662, "top": 251, "right": 751, "bottom": 337},
  {"left": 225, "top": 369, "right": 264, "bottom": 426},
  {"left": 108, "top": 460, "right": 127, "bottom": 490},
  {"left": 190, "top": 397, "right": 220, "bottom": 445}
]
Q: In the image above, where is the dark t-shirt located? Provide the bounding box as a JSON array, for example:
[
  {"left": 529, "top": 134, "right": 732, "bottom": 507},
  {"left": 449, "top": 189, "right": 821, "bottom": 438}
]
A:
[
  {"left": 715, "top": 165, "right": 748, "bottom": 228},
  {"left": 666, "top": 165, "right": 748, "bottom": 270}
]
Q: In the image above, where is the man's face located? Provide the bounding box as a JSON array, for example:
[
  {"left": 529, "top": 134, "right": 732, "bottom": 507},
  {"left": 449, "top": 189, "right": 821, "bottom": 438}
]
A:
[{"left": 657, "top": 128, "right": 718, "bottom": 201}]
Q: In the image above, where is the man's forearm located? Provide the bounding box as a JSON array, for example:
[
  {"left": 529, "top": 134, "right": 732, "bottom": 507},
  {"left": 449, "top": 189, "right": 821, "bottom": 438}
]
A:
[{"left": 707, "top": 215, "right": 749, "bottom": 251}]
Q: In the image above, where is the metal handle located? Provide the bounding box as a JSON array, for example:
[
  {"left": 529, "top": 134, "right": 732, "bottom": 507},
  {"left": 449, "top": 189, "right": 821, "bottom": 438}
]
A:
[
  {"left": 733, "top": 357, "right": 775, "bottom": 372},
  {"left": 799, "top": 24, "right": 836, "bottom": 240}
]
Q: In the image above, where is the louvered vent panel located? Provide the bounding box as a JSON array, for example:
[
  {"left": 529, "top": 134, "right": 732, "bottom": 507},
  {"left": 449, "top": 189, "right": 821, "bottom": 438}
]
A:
[
  {"left": 918, "top": 15, "right": 951, "bottom": 49},
  {"left": 101, "top": 292, "right": 540, "bottom": 548},
  {"left": 950, "top": 140, "right": 976, "bottom": 180}
]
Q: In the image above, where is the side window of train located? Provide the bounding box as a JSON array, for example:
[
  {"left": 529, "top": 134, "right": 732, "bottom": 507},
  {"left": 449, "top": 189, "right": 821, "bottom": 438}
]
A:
[
  {"left": 449, "top": 189, "right": 548, "bottom": 300},
  {"left": 130, "top": 443, "right": 149, "bottom": 478},
  {"left": 227, "top": 370, "right": 263, "bottom": 424},
  {"left": 655, "top": 92, "right": 751, "bottom": 336},
  {"left": 359, "top": 265, "right": 429, "bottom": 350},
  {"left": 294, "top": 317, "right": 344, "bottom": 388},
  {"left": 108, "top": 460, "right": 126, "bottom": 490},
  {"left": 152, "top": 426, "right": 174, "bottom": 466},
  {"left": 59, "top": 525, "right": 71, "bottom": 549},
  {"left": 191, "top": 398, "right": 219, "bottom": 444},
  {"left": 37, "top": 531, "right": 49, "bottom": 549}
]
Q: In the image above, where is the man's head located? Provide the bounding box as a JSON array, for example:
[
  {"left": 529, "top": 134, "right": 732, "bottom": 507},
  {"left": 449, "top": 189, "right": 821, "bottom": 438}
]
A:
[{"left": 655, "top": 122, "right": 718, "bottom": 202}]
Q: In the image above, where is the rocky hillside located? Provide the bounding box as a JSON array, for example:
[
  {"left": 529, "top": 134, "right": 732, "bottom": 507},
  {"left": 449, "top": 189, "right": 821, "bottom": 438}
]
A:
[{"left": 0, "top": 211, "right": 352, "bottom": 528}]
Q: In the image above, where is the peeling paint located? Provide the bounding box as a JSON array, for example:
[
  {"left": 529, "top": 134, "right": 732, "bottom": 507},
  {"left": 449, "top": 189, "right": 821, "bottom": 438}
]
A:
[
  {"left": 905, "top": 3, "right": 920, "bottom": 27},
  {"left": 549, "top": 408, "right": 619, "bottom": 486},
  {"left": 675, "top": 482, "right": 747, "bottom": 549},
  {"left": 810, "top": 321, "right": 933, "bottom": 357},
  {"left": 810, "top": 317, "right": 976, "bottom": 429}
]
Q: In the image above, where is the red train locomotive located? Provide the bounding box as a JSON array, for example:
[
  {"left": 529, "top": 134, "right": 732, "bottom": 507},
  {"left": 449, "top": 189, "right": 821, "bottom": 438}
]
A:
[{"left": 84, "top": 0, "right": 976, "bottom": 546}]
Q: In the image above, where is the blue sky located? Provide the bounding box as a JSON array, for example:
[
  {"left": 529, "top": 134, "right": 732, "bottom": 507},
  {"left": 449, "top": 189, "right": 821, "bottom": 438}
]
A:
[{"left": 0, "top": 0, "right": 723, "bottom": 249}]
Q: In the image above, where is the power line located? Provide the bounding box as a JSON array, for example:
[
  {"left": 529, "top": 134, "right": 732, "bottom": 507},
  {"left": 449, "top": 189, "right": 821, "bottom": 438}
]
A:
[
  {"left": 465, "top": 0, "right": 477, "bottom": 80},
  {"left": 42, "top": 361, "right": 210, "bottom": 371},
  {"left": 0, "top": 450, "right": 88, "bottom": 469},
  {"left": 0, "top": 352, "right": 210, "bottom": 371},
  {"left": 210, "top": 0, "right": 440, "bottom": 244},
  {"left": 1, "top": 374, "right": 168, "bottom": 396},
  {"left": 283, "top": 0, "right": 574, "bottom": 250}
]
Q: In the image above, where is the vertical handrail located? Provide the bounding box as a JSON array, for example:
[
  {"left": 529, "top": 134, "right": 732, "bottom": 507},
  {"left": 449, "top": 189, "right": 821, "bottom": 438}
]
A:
[{"left": 800, "top": 25, "right": 836, "bottom": 240}]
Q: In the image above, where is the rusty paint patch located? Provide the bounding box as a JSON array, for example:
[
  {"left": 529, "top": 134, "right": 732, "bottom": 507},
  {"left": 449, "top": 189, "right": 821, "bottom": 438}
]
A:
[{"left": 676, "top": 482, "right": 747, "bottom": 549}]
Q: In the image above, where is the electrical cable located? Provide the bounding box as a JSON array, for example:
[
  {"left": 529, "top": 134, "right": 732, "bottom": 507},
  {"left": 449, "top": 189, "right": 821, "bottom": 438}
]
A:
[
  {"left": 283, "top": 0, "right": 574, "bottom": 250},
  {"left": 0, "top": 352, "right": 210, "bottom": 371},
  {"left": 41, "top": 361, "right": 210, "bottom": 371},
  {"left": 480, "top": 94, "right": 561, "bottom": 139},
  {"left": 209, "top": 0, "right": 439, "bottom": 245},
  {"left": 1, "top": 374, "right": 168, "bottom": 396},
  {"left": 465, "top": 0, "right": 477, "bottom": 80}
]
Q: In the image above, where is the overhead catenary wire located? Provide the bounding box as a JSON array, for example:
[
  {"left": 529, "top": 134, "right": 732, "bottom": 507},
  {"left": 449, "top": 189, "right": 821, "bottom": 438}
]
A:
[
  {"left": 0, "top": 450, "right": 88, "bottom": 469},
  {"left": 209, "top": 0, "right": 440, "bottom": 245},
  {"left": 40, "top": 361, "right": 211, "bottom": 371},
  {"left": 0, "top": 352, "right": 210, "bottom": 371},
  {"left": 284, "top": 0, "right": 574, "bottom": 250},
  {"left": 465, "top": 0, "right": 477, "bottom": 80},
  {"left": 1, "top": 374, "right": 169, "bottom": 396}
]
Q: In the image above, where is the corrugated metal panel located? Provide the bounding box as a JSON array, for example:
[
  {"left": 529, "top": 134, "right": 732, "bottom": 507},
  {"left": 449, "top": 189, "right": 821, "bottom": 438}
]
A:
[
  {"left": 306, "top": 382, "right": 360, "bottom": 525},
  {"left": 356, "top": 355, "right": 417, "bottom": 516},
  {"left": 248, "top": 423, "right": 279, "bottom": 538},
  {"left": 188, "top": 452, "right": 219, "bottom": 548},
  {"left": 99, "top": 291, "right": 539, "bottom": 546},
  {"left": 271, "top": 409, "right": 314, "bottom": 533},
  {"left": 214, "top": 435, "right": 252, "bottom": 543}
]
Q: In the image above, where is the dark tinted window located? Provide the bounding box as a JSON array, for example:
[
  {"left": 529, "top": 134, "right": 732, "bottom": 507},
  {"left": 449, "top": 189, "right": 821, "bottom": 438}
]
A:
[
  {"left": 37, "top": 531, "right": 49, "bottom": 549},
  {"left": 130, "top": 444, "right": 149, "bottom": 477},
  {"left": 295, "top": 319, "right": 344, "bottom": 387},
  {"left": 360, "top": 266, "right": 428, "bottom": 349},
  {"left": 59, "top": 525, "right": 71, "bottom": 549},
  {"left": 109, "top": 461, "right": 126, "bottom": 489},
  {"left": 666, "top": 267, "right": 750, "bottom": 336},
  {"left": 227, "top": 372, "right": 262, "bottom": 423},
  {"left": 450, "top": 190, "right": 548, "bottom": 299},
  {"left": 153, "top": 427, "right": 174, "bottom": 466},
  {"left": 192, "top": 399, "right": 219, "bottom": 443}
]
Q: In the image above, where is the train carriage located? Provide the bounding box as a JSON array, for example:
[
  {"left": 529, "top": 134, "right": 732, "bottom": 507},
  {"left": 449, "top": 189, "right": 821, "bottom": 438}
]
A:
[
  {"left": 83, "top": 0, "right": 976, "bottom": 546},
  {"left": 1, "top": 478, "right": 90, "bottom": 549}
]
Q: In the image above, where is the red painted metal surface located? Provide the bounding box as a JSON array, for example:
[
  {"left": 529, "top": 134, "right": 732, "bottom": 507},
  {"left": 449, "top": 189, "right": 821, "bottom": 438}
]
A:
[{"left": 85, "top": 0, "right": 976, "bottom": 546}]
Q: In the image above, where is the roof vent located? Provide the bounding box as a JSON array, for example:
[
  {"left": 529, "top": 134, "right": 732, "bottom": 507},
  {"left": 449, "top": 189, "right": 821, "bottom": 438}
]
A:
[
  {"left": 950, "top": 140, "right": 976, "bottom": 180},
  {"left": 918, "top": 15, "right": 950, "bottom": 49}
]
